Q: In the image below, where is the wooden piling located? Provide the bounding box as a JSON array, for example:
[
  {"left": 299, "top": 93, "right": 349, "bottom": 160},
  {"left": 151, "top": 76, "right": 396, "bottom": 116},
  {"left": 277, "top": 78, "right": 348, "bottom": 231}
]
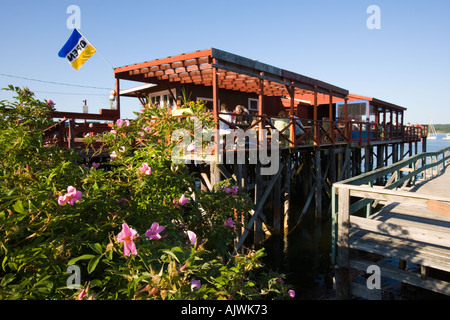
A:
[
  {"left": 284, "top": 153, "right": 291, "bottom": 231},
  {"left": 254, "top": 162, "right": 264, "bottom": 245},
  {"left": 315, "top": 149, "right": 322, "bottom": 220}
]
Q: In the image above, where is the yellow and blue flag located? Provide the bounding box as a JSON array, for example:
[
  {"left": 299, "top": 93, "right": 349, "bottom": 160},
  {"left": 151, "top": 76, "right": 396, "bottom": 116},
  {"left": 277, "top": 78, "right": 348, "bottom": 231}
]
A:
[{"left": 58, "top": 29, "right": 97, "bottom": 70}]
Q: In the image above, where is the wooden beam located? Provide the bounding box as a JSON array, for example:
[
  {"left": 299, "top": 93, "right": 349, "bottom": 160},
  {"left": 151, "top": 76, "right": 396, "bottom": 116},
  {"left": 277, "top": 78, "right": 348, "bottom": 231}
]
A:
[
  {"left": 212, "top": 61, "right": 219, "bottom": 160},
  {"left": 114, "top": 49, "right": 213, "bottom": 74}
]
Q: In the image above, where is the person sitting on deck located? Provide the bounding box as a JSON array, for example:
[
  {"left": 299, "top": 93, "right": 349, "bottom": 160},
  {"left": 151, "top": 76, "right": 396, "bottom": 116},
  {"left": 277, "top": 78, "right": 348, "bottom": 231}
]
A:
[
  {"left": 273, "top": 111, "right": 290, "bottom": 147},
  {"left": 218, "top": 103, "right": 235, "bottom": 148},
  {"left": 219, "top": 103, "right": 234, "bottom": 135},
  {"left": 234, "top": 104, "right": 251, "bottom": 129}
]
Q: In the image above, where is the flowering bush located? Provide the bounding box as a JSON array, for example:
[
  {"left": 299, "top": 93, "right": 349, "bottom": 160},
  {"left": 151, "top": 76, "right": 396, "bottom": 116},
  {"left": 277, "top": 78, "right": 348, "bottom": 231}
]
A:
[{"left": 0, "top": 86, "right": 293, "bottom": 300}]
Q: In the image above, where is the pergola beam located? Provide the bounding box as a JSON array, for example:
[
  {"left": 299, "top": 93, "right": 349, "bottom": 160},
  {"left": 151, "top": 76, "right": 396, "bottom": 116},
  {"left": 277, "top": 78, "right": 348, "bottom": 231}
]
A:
[{"left": 115, "top": 47, "right": 349, "bottom": 101}]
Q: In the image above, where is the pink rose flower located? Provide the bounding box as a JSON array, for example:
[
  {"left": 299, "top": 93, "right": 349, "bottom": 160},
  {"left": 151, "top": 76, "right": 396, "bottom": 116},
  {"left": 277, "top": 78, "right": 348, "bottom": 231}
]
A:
[
  {"left": 225, "top": 186, "right": 239, "bottom": 196},
  {"left": 117, "top": 223, "right": 138, "bottom": 257},
  {"left": 187, "top": 142, "right": 196, "bottom": 152},
  {"left": 138, "top": 163, "right": 152, "bottom": 175},
  {"left": 288, "top": 289, "right": 295, "bottom": 298},
  {"left": 77, "top": 289, "right": 86, "bottom": 300},
  {"left": 145, "top": 222, "right": 165, "bottom": 240},
  {"left": 224, "top": 217, "right": 235, "bottom": 228},
  {"left": 58, "top": 186, "right": 82, "bottom": 205},
  {"left": 190, "top": 279, "right": 201, "bottom": 292},
  {"left": 115, "top": 119, "right": 130, "bottom": 127},
  {"left": 186, "top": 230, "right": 197, "bottom": 246},
  {"left": 178, "top": 194, "right": 189, "bottom": 206}
]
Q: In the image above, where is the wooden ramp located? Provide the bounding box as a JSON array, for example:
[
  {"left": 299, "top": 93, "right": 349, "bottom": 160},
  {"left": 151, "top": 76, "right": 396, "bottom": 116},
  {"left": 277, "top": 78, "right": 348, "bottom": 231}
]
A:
[{"left": 333, "top": 147, "right": 450, "bottom": 299}]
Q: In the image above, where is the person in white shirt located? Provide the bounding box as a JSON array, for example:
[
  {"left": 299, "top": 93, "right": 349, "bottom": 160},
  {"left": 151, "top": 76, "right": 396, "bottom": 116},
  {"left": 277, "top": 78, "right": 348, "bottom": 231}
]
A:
[{"left": 219, "top": 103, "right": 233, "bottom": 135}]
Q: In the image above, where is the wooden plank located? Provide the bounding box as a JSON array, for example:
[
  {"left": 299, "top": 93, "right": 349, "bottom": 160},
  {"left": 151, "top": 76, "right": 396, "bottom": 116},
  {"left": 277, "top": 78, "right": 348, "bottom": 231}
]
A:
[
  {"left": 216, "top": 164, "right": 237, "bottom": 185},
  {"left": 52, "top": 111, "right": 117, "bottom": 121},
  {"left": 200, "top": 172, "right": 212, "bottom": 192},
  {"left": 345, "top": 185, "right": 450, "bottom": 207},
  {"left": 350, "top": 259, "right": 450, "bottom": 296},
  {"left": 349, "top": 282, "right": 382, "bottom": 300},
  {"left": 371, "top": 203, "right": 450, "bottom": 230},
  {"left": 428, "top": 199, "right": 450, "bottom": 218},
  {"left": 350, "top": 215, "right": 450, "bottom": 247},
  {"left": 349, "top": 232, "right": 450, "bottom": 272}
]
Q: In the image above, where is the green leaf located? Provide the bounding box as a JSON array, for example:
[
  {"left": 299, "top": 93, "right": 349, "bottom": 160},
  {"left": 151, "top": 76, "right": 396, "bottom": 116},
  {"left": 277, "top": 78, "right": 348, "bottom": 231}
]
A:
[
  {"left": 2, "top": 256, "right": 8, "bottom": 272},
  {"left": 89, "top": 243, "right": 103, "bottom": 255},
  {"left": 67, "top": 254, "right": 95, "bottom": 266},
  {"left": 87, "top": 256, "right": 101, "bottom": 274},
  {"left": 1, "top": 273, "right": 16, "bottom": 287},
  {"left": 162, "top": 250, "right": 180, "bottom": 263},
  {"left": 105, "top": 249, "right": 113, "bottom": 261},
  {"left": 13, "top": 201, "right": 26, "bottom": 214}
]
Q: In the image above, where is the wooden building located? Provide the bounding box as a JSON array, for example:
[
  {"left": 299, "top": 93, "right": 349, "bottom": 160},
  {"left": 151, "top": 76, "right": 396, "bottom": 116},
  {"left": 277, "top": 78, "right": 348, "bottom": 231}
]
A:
[
  {"left": 43, "top": 48, "right": 426, "bottom": 254},
  {"left": 111, "top": 48, "right": 427, "bottom": 248}
]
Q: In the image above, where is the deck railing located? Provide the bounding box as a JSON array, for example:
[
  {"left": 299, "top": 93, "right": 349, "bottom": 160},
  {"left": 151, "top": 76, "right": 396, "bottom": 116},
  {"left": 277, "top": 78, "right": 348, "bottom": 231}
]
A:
[
  {"left": 43, "top": 110, "right": 117, "bottom": 148},
  {"left": 42, "top": 110, "right": 427, "bottom": 150},
  {"left": 331, "top": 146, "right": 450, "bottom": 298},
  {"left": 218, "top": 113, "right": 426, "bottom": 148},
  {"left": 331, "top": 146, "right": 450, "bottom": 266}
]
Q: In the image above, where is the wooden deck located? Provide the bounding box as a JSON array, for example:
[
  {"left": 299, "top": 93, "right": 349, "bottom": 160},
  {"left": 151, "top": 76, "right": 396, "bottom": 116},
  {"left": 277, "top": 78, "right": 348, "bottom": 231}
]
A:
[{"left": 333, "top": 147, "right": 450, "bottom": 299}]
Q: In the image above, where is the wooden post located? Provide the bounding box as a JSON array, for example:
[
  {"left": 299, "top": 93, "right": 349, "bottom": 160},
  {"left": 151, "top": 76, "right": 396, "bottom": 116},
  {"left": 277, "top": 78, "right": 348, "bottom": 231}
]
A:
[
  {"left": 210, "top": 162, "right": 220, "bottom": 188},
  {"left": 258, "top": 74, "right": 264, "bottom": 142},
  {"left": 289, "top": 86, "right": 295, "bottom": 147},
  {"left": 329, "top": 92, "right": 334, "bottom": 142},
  {"left": 68, "top": 119, "right": 75, "bottom": 149},
  {"left": 273, "top": 166, "right": 282, "bottom": 236},
  {"left": 313, "top": 90, "right": 318, "bottom": 145},
  {"left": 336, "top": 186, "right": 350, "bottom": 299},
  {"left": 329, "top": 92, "right": 333, "bottom": 121},
  {"left": 376, "top": 145, "right": 384, "bottom": 185},
  {"left": 315, "top": 149, "right": 322, "bottom": 220},
  {"left": 234, "top": 163, "right": 244, "bottom": 240},
  {"left": 337, "top": 150, "right": 342, "bottom": 181},
  {"left": 284, "top": 154, "right": 291, "bottom": 231},
  {"left": 212, "top": 63, "right": 220, "bottom": 161},
  {"left": 330, "top": 148, "right": 336, "bottom": 185},
  {"left": 254, "top": 162, "right": 264, "bottom": 245},
  {"left": 344, "top": 98, "right": 348, "bottom": 122}
]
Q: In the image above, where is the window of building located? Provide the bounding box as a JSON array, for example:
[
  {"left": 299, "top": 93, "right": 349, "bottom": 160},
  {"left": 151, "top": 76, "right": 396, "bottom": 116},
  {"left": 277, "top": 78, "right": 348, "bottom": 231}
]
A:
[
  {"left": 148, "top": 90, "right": 177, "bottom": 108},
  {"left": 248, "top": 98, "right": 258, "bottom": 112}
]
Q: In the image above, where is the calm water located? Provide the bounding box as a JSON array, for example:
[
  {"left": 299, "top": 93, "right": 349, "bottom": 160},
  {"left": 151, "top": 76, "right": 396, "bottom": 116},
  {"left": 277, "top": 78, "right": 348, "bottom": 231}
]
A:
[
  {"left": 420, "top": 133, "right": 450, "bottom": 153},
  {"left": 263, "top": 134, "right": 450, "bottom": 299}
]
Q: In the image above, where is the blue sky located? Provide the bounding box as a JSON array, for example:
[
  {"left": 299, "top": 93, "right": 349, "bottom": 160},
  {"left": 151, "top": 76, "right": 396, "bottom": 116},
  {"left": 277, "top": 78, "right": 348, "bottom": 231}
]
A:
[{"left": 1, "top": 0, "right": 449, "bottom": 124}]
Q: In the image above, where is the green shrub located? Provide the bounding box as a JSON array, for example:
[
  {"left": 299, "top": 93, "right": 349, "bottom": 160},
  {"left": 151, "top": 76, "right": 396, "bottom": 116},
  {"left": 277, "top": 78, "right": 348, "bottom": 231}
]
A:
[{"left": 0, "top": 86, "right": 293, "bottom": 300}]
